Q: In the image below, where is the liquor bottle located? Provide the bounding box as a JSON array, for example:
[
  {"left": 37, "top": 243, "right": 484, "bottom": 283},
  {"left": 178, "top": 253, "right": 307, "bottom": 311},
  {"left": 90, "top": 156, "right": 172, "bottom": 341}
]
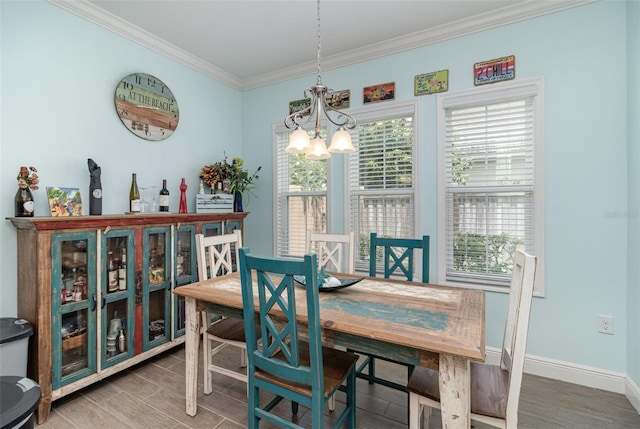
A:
[
  {"left": 14, "top": 187, "right": 35, "bottom": 217},
  {"left": 159, "top": 179, "right": 170, "bottom": 212},
  {"left": 118, "top": 329, "right": 126, "bottom": 353},
  {"left": 107, "top": 251, "right": 118, "bottom": 292},
  {"left": 118, "top": 248, "right": 127, "bottom": 291},
  {"left": 129, "top": 173, "right": 141, "bottom": 213}
]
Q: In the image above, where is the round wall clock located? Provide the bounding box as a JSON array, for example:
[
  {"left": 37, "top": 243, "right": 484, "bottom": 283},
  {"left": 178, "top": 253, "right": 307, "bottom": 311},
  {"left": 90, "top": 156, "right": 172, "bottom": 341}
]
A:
[{"left": 114, "top": 72, "right": 179, "bottom": 141}]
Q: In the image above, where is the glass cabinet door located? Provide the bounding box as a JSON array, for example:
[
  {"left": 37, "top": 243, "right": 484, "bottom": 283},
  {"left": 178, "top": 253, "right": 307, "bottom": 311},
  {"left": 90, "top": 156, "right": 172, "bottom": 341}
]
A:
[
  {"left": 143, "top": 227, "right": 171, "bottom": 351},
  {"left": 101, "top": 230, "right": 134, "bottom": 369},
  {"left": 202, "top": 222, "right": 222, "bottom": 237},
  {"left": 174, "top": 225, "right": 197, "bottom": 338},
  {"left": 52, "top": 232, "right": 97, "bottom": 389}
]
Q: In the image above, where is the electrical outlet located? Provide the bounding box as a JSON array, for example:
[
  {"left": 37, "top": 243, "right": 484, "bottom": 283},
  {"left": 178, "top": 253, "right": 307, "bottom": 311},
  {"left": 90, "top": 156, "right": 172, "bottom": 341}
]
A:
[{"left": 598, "top": 315, "right": 614, "bottom": 335}]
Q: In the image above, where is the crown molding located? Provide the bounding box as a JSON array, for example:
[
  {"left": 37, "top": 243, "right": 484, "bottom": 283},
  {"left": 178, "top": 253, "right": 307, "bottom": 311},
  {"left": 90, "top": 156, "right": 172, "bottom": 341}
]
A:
[
  {"left": 47, "top": 0, "right": 242, "bottom": 89},
  {"left": 48, "top": 0, "right": 595, "bottom": 92}
]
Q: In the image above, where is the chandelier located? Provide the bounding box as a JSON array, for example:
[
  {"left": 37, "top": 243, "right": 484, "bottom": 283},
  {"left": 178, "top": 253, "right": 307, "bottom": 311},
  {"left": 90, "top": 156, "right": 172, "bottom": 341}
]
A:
[{"left": 283, "top": 0, "right": 357, "bottom": 160}]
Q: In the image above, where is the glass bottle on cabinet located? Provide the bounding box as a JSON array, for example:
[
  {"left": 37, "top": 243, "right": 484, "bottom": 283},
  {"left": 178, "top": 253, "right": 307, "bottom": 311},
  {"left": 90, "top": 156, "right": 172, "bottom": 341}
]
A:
[
  {"left": 101, "top": 230, "right": 134, "bottom": 368},
  {"left": 52, "top": 233, "right": 97, "bottom": 389},
  {"left": 173, "top": 225, "right": 197, "bottom": 337},
  {"left": 143, "top": 227, "right": 171, "bottom": 351}
]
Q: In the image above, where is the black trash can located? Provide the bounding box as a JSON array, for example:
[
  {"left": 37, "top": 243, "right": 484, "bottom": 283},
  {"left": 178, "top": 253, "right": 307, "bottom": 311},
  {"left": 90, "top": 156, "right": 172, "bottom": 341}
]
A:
[{"left": 0, "top": 376, "right": 41, "bottom": 429}]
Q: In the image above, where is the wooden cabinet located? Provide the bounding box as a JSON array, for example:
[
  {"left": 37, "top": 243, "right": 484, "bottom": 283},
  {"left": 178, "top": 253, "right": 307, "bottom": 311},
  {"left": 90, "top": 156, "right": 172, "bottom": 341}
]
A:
[{"left": 8, "top": 212, "right": 247, "bottom": 424}]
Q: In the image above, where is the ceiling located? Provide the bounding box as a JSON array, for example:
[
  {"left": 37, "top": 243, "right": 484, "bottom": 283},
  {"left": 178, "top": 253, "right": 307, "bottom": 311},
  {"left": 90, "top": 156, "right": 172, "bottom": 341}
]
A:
[{"left": 50, "top": 0, "right": 592, "bottom": 90}]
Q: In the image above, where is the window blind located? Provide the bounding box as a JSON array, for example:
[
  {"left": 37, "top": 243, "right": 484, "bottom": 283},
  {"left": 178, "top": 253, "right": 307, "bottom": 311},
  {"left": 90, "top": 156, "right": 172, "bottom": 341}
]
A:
[
  {"left": 444, "top": 97, "right": 535, "bottom": 285},
  {"left": 275, "top": 130, "right": 328, "bottom": 257},
  {"left": 347, "top": 104, "right": 416, "bottom": 266}
]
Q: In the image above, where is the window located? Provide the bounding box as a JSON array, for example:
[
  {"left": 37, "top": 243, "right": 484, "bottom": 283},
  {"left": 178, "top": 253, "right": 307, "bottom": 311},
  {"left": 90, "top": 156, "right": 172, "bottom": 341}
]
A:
[
  {"left": 437, "top": 78, "right": 544, "bottom": 293},
  {"left": 274, "top": 128, "right": 328, "bottom": 257},
  {"left": 347, "top": 102, "right": 418, "bottom": 271}
]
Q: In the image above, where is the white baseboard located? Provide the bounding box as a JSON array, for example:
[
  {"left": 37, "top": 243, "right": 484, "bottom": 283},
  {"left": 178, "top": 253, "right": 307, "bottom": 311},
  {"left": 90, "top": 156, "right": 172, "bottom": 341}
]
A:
[{"left": 485, "top": 347, "right": 640, "bottom": 414}]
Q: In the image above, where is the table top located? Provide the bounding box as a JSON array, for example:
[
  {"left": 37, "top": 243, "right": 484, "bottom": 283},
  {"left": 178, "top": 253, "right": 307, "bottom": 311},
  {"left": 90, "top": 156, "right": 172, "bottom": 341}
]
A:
[{"left": 174, "top": 272, "right": 485, "bottom": 362}]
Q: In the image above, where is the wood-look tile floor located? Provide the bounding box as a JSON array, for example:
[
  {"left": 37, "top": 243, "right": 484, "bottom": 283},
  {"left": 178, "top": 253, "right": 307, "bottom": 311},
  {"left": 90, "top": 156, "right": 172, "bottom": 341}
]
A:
[{"left": 39, "top": 344, "right": 640, "bottom": 428}]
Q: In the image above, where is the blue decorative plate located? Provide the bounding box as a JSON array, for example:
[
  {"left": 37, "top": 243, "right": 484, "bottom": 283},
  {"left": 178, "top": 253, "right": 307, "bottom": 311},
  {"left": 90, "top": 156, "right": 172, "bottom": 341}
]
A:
[{"left": 293, "top": 275, "right": 363, "bottom": 291}]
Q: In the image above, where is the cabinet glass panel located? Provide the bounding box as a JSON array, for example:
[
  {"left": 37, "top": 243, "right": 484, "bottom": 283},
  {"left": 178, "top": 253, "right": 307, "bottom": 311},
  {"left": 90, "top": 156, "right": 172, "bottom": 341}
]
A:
[
  {"left": 202, "top": 222, "right": 222, "bottom": 237},
  {"left": 174, "top": 225, "right": 196, "bottom": 337},
  {"left": 101, "top": 230, "right": 134, "bottom": 368},
  {"left": 52, "top": 233, "right": 97, "bottom": 389},
  {"left": 143, "top": 227, "right": 171, "bottom": 351}
]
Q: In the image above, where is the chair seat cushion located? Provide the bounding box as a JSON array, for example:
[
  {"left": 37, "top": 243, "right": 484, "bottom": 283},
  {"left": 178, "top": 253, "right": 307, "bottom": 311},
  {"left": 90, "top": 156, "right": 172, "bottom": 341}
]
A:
[
  {"left": 407, "top": 362, "right": 508, "bottom": 419},
  {"left": 208, "top": 317, "right": 259, "bottom": 342},
  {"left": 256, "top": 342, "right": 358, "bottom": 398}
]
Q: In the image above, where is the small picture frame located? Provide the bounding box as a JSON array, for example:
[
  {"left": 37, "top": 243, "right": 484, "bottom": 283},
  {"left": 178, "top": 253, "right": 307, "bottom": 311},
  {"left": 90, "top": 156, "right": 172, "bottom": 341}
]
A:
[
  {"left": 46, "top": 187, "right": 83, "bottom": 216},
  {"left": 414, "top": 70, "right": 449, "bottom": 96},
  {"left": 363, "top": 82, "right": 395, "bottom": 104},
  {"left": 474, "top": 55, "right": 515, "bottom": 86},
  {"left": 289, "top": 89, "right": 351, "bottom": 115}
]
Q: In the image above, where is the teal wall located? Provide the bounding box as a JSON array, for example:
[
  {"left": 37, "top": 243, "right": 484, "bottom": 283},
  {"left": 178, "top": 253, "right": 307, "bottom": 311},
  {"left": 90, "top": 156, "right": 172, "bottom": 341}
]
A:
[
  {"left": 1, "top": 0, "right": 638, "bottom": 382},
  {"left": 0, "top": 0, "right": 242, "bottom": 314},
  {"left": 627, "top": 0, "right": 640, "bottom": 388},
  {"left": 242, "top": 0, "right": 632, "bottom": 373}
]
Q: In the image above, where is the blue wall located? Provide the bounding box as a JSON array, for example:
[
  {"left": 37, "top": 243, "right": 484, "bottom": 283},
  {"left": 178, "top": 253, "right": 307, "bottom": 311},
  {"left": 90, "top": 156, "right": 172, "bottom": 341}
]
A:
[
  {"left": 0, "top": 0, "right": 243, "bottom": 314},
  {"left": 1, "top": 0, "right": 637, "bottom": 385},
  {"left": 242, "top": 0, "right": 631, "bottom": 374},
  {"left": 626, "top": 0, "right": 640, "bottom": 390}
]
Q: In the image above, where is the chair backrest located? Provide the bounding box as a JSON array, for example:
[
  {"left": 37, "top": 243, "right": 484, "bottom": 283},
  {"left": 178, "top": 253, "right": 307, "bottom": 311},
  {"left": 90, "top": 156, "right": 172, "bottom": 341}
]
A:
[
  {"left": 239, "top": 249, "right": 324, "bottom": 396},
  {"left": 305, "top": 231, "right": 356, "bottom": 274},
  {"left": 195, "top": 230, "right": 243, "bottom": 281},
  {"left": 369, "top": 233, "right": 430, "bottom": 283},
  {"left": 501, "top": 246, "right": 537, "bottom": 424}
]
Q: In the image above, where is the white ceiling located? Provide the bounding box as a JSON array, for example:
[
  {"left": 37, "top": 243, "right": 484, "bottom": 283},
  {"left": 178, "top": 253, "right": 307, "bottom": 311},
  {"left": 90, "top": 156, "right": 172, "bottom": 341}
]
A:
[{"left": 50, "top": 0, "right": 592, "bottom": 90}]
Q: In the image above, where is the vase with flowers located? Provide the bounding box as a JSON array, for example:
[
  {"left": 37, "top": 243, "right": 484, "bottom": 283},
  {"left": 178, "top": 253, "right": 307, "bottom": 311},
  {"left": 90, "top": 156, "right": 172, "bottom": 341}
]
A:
[
  {"left": 15, "top": 166, "right": 40, "bottom": 217},
  {"left": 200, "top": 155, "right": 234, "bottom": 194},
  {"left": 230, "top": 157, "right": 261, "bottom": 212}
]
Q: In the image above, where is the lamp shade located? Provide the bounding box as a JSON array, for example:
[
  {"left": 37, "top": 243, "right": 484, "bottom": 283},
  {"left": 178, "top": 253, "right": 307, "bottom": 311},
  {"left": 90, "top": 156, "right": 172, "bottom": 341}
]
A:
[
  {"left": 328, "top": 128, "right": 355, "bottom": 153},
  {"left": 286, "top": 128, "right": 311, "bottom": 153},
  {"left": 305, "top": 136, "right": 331, "bottom": 160}
]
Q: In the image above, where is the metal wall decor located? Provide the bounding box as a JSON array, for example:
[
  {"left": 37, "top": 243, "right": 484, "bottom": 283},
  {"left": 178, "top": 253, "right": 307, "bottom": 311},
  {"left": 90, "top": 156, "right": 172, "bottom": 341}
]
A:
[{"left": 474, "top": 55, "right": 515, "bottom": 86}]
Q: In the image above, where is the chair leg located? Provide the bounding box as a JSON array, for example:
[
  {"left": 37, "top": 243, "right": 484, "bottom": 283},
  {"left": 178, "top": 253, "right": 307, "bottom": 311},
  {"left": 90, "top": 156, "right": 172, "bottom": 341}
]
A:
[
  {"left": 409, "top": 392, "right": 421, "bottom": 429},
  {"left": 203, "top": 335, "right": 212, "bottom": 395},
  {"left": 347, "top": 370, "right": 356, "bottom": 429},
  {"left": 241, "top": 348, "right": 247, "bottom": 368},
  {"left": 328, "top": 393, "right": 336, "bottom": 411},
  {"left": 368, "top": 356, "right": 376, "bottom": 384},
  {"left": 291, "top": 401, "right": 299, "bottom": 415}
]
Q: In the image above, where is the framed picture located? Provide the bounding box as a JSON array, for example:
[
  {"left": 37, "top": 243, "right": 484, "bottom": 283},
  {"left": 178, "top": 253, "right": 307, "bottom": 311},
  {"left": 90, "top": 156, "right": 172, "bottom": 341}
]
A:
[
  {"left": 289, "top": 89, "right": 351, "bottom": 115},
  {"left": 474, "top": 55, "right": 515, "bottom": 86},
  {"left": 363, "top": 82, "right": 395, "bottom": 104},
  {"left": 46, "top": 187, "right": 83, "bottom": 216},
  {"left": 414, "top": 70, "right": 449, "bottom": 96}
]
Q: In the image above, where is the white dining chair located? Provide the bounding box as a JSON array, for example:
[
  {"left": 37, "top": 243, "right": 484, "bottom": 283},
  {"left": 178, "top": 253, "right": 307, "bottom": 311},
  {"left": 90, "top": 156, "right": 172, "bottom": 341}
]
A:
[
  {"left": 196, "top": 231, "right": 250, "bottom": 394},
  {"left": 305, "top": 231, "right": 356, "bottom": 274},
  {"left": 407, "top": 246, "right": 537, "bottom": 428}
]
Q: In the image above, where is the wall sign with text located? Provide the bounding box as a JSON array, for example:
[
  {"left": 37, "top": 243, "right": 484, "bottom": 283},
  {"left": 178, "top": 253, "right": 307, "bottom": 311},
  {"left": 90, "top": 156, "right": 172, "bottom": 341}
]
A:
[
  {"left": 474, "top": 55, "right": 515, "bottom": 86},
  {"left": 115, "top": 72, "right": 179, "bottom": 141}
]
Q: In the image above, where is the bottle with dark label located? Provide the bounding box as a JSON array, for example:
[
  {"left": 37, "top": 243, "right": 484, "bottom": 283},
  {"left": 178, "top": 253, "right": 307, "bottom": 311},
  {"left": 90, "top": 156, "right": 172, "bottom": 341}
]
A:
[
  {"left": 107, "top": 251, "right": 118, "bottom": 292},
  {"left": 118, "top": 248, "right": 127, "bottom": 290},
  {"left": 159, "top": 179, "right": 169, "bottom": 212},
  {"left": 14, "top": 187, "right": 35, "bottom": 217},
  {"left": 129, "top": 173, "right": 141, "bottom": 213}
]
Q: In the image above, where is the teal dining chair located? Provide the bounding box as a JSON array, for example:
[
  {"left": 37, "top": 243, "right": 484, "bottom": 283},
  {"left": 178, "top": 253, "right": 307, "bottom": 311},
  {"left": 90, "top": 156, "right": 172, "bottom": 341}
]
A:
[
  {"left": 238, "top": 248, "right": 358, "bottom": 429},
  {"left": 353, "top": 233, "right": 430, "bottom": 393}
]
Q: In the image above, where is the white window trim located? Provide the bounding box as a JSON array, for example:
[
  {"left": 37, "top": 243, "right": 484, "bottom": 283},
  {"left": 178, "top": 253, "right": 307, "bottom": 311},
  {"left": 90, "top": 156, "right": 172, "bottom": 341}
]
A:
[{"left": 436, "top": 77, "right": 545, "bottom": 296}]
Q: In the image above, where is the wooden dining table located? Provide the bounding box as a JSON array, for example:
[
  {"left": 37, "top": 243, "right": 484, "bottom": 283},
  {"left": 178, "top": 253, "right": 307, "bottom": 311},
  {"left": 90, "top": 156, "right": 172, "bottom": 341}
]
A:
[{"left": 173, "top": 271, "right": 485, "bottom": 429}]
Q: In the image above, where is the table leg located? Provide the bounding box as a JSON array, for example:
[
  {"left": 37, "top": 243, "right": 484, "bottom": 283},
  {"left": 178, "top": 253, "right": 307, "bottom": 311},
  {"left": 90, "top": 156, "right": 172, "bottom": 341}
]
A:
[
  {"left": 185, "top": 296, "right": 199, "bottom": 416},
  {"left": 438, "top": 354, "right": 470, "bottom": 429}
]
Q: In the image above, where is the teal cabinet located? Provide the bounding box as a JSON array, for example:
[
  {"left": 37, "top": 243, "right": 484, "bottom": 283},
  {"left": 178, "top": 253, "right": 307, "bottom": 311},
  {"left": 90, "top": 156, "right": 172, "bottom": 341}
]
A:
[{"left": 174, "top": 224, "right": 197, "bottom": 337}]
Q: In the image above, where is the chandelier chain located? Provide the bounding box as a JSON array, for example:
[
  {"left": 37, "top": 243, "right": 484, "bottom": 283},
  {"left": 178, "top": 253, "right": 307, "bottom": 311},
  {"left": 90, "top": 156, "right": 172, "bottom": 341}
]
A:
[{"left": 316, "top": 0, "right": 322, "bottom": 85}]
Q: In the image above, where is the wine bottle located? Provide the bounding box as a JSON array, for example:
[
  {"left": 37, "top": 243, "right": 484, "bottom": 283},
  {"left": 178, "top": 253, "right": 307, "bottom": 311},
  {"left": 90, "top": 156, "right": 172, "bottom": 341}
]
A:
[
  {"left": 14, "top": 187, "right": 35, "bottom": 217},
  {"left": 118, "top": 248, "right": 127, "bottom": 291},
  {"left": 107, "top": 251, "right": 118, "bottom": 292},
  {"left": 129, "top": 173, "right": 141, "bottom": 213},
  {"left": 159, "top": 179, "right": 170, "bottom": 212}
]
